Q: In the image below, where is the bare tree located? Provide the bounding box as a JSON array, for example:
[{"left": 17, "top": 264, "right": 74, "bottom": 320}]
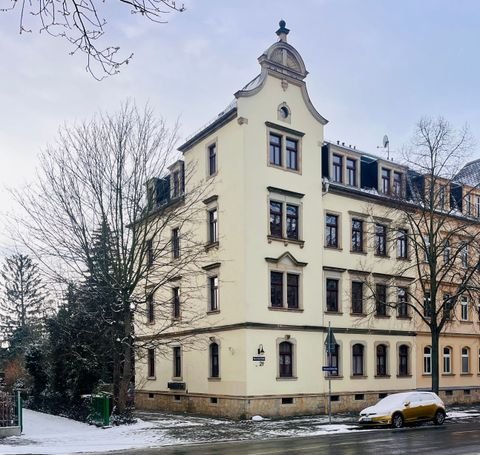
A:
[
  {"left": 10, "top": 102, "right": 209, "bottom": 411},
  {"left": 1, "top": 0, "right": 184, "bottom": 78},
  {"left": 362, "top": 118, "right": 479, "bottom": 394}
]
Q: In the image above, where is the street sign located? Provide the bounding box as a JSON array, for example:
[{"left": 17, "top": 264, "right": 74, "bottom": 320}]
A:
[
  {"left": 322, "top": 366, "right": 338, "bottom": 372},
  {"left": 253, "top": 356, "right": 266, "bottom": 362},
  {"left": 324, "top": 327, "right": 337, "bottom": 353}
]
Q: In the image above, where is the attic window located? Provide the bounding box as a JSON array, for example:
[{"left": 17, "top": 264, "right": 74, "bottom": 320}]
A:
[{"left": 277, "top": 103, "right": 291, "bottom": 123}]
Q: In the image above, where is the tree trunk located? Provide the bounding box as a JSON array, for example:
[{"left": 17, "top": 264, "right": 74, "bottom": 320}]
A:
[
  {"left": 431, "top": 328, "right": 440, "bottom": 394},
  {"left": 116, "top": 299, "right": 133, "bottom": 413}
]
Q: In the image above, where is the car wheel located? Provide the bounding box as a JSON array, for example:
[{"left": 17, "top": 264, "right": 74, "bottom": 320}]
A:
[
  {"left": 392, "top": 412, "right": 404, "bottom": 429},
  {"left": 433, "top": 409, "right": 446, "bottom": 425}
]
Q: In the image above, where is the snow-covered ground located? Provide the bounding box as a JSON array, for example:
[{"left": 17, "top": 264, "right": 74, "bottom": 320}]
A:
[{"left": 0, "top": 407, "right": 478, "bottom": 455}]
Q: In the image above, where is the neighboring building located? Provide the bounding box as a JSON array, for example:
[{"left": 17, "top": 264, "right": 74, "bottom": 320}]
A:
[{"left": 135, "top": 22, "right": 480, "bottom": 418}]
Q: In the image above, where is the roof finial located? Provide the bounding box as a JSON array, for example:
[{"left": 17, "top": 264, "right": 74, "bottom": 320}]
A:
[{"left": 276, "top": 19, "right": 290, "bottom": 42}]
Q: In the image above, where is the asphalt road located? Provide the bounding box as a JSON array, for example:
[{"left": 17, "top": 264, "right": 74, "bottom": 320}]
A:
[{"left": 97, "top": 421, "right": 480, "bottom": 455}]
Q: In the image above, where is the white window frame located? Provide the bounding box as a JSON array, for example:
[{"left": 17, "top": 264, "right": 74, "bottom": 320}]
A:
[
  {"left": 461, "top": 296, "right": 469, "bottom": 321},
  {"left": 423, "top": 346, "right": 432, "bottom": 375},
  {"left": 443, "top": 347, "right": 452, "bottom": 374}
]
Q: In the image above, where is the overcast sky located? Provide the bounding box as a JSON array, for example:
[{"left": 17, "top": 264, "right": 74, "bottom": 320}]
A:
[{"left": 1, "top": 0, "right": 480, "bottom": 253}]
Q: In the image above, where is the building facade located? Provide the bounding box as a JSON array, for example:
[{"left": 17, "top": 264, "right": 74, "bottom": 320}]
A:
[{"left": 135, "top": 22, "right": 480, "bottom": 418}]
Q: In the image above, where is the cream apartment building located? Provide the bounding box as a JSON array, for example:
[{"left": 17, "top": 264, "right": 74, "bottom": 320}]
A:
[{"left": 135, "top": 22, "right": 480, "bottom": 418}]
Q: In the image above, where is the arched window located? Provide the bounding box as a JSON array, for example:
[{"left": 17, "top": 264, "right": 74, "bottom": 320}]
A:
[
  {"left": 399, "top": 344, "right": 409, "bottom": 376},
  {"left": 443, "top": 347, "right": 452, "bottom": 374},
  {"left": 352, "top": 344, "right": 364, "bottom": 376},
  {"left": 461, "top": 347, "right": 470, "bottom": 374},
  {"left": 279, "top": 341, "right": 293, "bottom": 378},
  {"left": 209, "top": 343, "right": 219, "bottom": 378},
  {"left": 376, "top": 344, "right": 387, "bottom": 376},
  {"left": 423, "top": 346, "right": 432, "bottom": 374}
]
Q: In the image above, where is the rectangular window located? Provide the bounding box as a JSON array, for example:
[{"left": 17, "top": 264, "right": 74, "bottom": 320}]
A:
[
  {"left": 286, "top": 138, "right": 298, "bottom": 170},
  {"left": 173, "top": 346, "right": 182, "bottom": 378},
  {"left": 351, "top": 219, "right": 363, "bottom": 252},
  {"left": 148, "top": 348, "right": 155, "bottom": 378},
  {"left": 462, "top": 348, "right": 469, "bottom": 374},
  {"left": 147, "top": 294, "right": 154, "bottom": 323},
  {"left": 466, "top": 195, "right": 472, "bottom": 216},
  {"left": 208, "top": 143, "right": 217, "bottom": 176},
  {"left": 270, "top": 271, "right": 283, "bottom": 308},
  {"left": 461, "top": 296, "right": 469, "bottom": 321},
  {"left": 326, "top": 279, "right": 339, "bottom": 312},
  {"left": 332, "top": 154, "right": 343, "bottom": 183},
  {"left": 375, "top": 224, "right": 387, "bottom": 256},
  {"left": 270, "top": 201, "right": 283, "bottom": 238},
  {"left": 443, "top": 294, "right": 453, "bottom": 320},
  {"left": 424, "top": 292, "right": 432, "bottom": 318},
  {"left": 439, "top": 185, "right": 446, "bottom": 210},
  {"left": 351, "top": 282, "right": 363, "bottom": 314},
  {"left": 172, "top": 228, "right": 180, "bottom": 259},
  {"left": 397, "top": 229, "right": 408, "bottom": 258},
  {"left": 208, "top": 208, "right": 218, "bottom": 243},
  {"left": 346, "top": 158, "right": 356, "bottom": 186},
  {"left": 393, "top": 172, "right": 402, "bottom": 196},
  {"left": 286, "top": 205, "right": 299, "bottom": 240},
  {"left": 172, "top": 287, "right": 180, "bottom": 319},
  {"left": 476, "top": 196, "right": 480, "bottom": 217},
  {"left": 172, "top": 171, "right": 181, "bottom": 198},
  {"left": 326, "top": 214, "right": 339, "bottom": 248},
  {"left": 397, "top": 287, "right": 408, "bottom": 318},
  {"left": 381, "top": 168, "right": 391, "bottom": 194},
  {"left": 146, "top": 238, "right": 154, "bottom": 267},
  {"left": 461, "top": 243, "right": 468, "bottom": 268},
  {"left": 376, "top": 284, "right": 387, "bottom": 316},
  {"left": 209, "top": 276, "right": 219, "bottom": 312},
  {"left": 287, "top": 274, "right": 299, "bottom": 309},
  {"left": 269, "top": 133, "right": 282, "bottom": 166}
]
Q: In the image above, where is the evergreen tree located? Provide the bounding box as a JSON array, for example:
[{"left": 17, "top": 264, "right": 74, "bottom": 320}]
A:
[{"left": 0, "top": 254, "right": 47, "bottom": 349}]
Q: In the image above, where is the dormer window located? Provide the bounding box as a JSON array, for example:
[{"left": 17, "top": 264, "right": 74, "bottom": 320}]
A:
[
  {"left": 332, "top": 154, "right": 343, "bottom": 183},
  {"left": 346, "top": 158, "right": 357, "bottom": 186},
  {"left": 393, "top": 172, "right": 402, "bottom": 197},
  {"left": 381, "top": 168, "right": 391, "bottom": 194},
  {"left": 172, "top": 171, "right": 181, "bottom": 198}
]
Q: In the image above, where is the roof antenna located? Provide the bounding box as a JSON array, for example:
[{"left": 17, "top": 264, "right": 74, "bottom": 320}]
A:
[{"left": 377, "top": 134, "right": 390, "bottom": 160}]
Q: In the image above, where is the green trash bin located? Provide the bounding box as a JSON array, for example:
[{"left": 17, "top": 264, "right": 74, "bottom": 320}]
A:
[{"left": 90, "top": 393, "right": 111, "bottom": 426}]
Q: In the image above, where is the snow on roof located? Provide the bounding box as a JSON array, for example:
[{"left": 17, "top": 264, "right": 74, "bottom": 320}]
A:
[
  {"left": 454, "top": 159, "right": 480, "bottom": 186},
  {"left": 241, "top": 74, "right": 262, "bottom": 92}
]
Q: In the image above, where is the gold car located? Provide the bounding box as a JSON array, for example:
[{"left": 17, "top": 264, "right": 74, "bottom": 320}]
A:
[{"left": 359, "top": 391, "right": 446, "bottom": 428}]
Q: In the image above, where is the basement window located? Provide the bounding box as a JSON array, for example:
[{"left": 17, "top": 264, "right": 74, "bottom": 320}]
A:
[
  {"left": 445, "top": 390, "right": 453, "bottom": 396},
  {"left": 210, "top": 397, "right": 218, "bottom": 404},
  {"left": 148, "top": 393, "right": 155, "bottom": 399},
  {"left": 464, "top": 389, "right": 471, "bottom": 395},
  {"left": 354, "top": 394, "right": 365, "bottom": 401},
  {"left": 174, "top": 395, "right": 181, "bottom": 401},
  {"left": 378, "top": 393, "right": 388, "bottom": 399},
  {"left": 330, "top": 395, "right": 340, "bottom": 402},
  {"left": 281, "top": 397, "right": 294, "bottom": 405}
]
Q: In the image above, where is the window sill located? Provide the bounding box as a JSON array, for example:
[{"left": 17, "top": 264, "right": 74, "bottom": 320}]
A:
[
  {"left": 350, "top": 250, "right": 367, "bottom": 255},
  {"left": 269, "top": 306, "right": 304, "bottom": 312},
  {"left": 396, "top": 316, "right": 411, "bottom": 320},
  {"left": 460, "top": 373, "right": 473, "bottom": 376},
  {"left": 374, "top": 254, "right": 390, "bottom": 258},
  {"left": 350, "top": 375, "right": 367, "bottom": 379},
  {"left": 207, "top": 310, "right": 220, "bottom": 315},
  {"left": 442, "top": 373, "right": 455, "bottom": 377},
  {"left": 350, "top": 312, "right": 366, "bottom": 317},
  {"left": 267, "top": 163, "right": 301, "bottom": 175},
  {"left": 205, "top": 241, "right": 219, "bottom": 251},
  {"left": 325, "top": 311, "right": 343, "bottom": 315},
  {"left": 375, "top": 375, "right": 391, "bottom": 379},
  {"left": 459, "top": 320, "right": 473, "bottom": 324},
  {"left": 397, "top": 374, "right": 412, "bottom": 378},
  {"left": 324, "top": 245, "right": 342, "bottom": 251},
  {"left": 208, "top": 377, "right": 221, "bottom": 381},
  {"left": 325, "top": 375, "right": 343, "bottom": 380},
  {"left": 276, "top": 376, "right": 298, "bottom": 381},
  {"left": 147, "top": 376, "right": 156, "bottom": 380},
  {"left": 268, "top": 235, "right": 305, "bottom": 248},
  {"left": 171, "top": 376, "right": 183, "bottom": 381},
  {"left": 374, "top": 315, "right": 391, "bottom": 319},
  {"left": 145, "top": 321, "right": 155, "bottom": 325},
  {"left": 396, "top": 256, "right": 410, "bottom": 261}
]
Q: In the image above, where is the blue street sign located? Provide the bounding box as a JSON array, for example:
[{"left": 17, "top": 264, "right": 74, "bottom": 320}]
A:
[{"left": 322, "top": 366, "right": 338, "bottom": 372}]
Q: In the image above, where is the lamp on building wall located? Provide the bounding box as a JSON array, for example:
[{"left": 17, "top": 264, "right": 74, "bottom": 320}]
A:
[
  {"left": 322, "top": 177, "right": 330, "bottom": 194},
  {"left": 285, "top": 334, "right": 291, "bottom": 340},
  {"left": 209, "top": 336, "right": 216, "bottom": 342},
  {"left": 257, "top": 344, "right": 265, "bottom": 355}
]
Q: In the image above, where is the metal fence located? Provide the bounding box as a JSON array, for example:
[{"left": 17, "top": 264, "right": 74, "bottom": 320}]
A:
[{"left": 0, "top": 391, "right": 22, "bottom": 430}]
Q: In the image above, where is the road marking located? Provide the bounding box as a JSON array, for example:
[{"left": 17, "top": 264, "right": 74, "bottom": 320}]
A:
[{"left": 452, "top": 430, "right": 477, "bottom": 435}]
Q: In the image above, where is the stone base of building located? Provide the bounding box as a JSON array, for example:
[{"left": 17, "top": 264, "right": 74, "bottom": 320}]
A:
[{"left": 136, "top": 387, "right": 480, "bottom": 419}]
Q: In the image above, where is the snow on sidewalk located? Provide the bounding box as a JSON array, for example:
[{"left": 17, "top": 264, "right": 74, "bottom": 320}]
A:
[{"left": 0, "top": 409, "right": 178, "bottom": 454}]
